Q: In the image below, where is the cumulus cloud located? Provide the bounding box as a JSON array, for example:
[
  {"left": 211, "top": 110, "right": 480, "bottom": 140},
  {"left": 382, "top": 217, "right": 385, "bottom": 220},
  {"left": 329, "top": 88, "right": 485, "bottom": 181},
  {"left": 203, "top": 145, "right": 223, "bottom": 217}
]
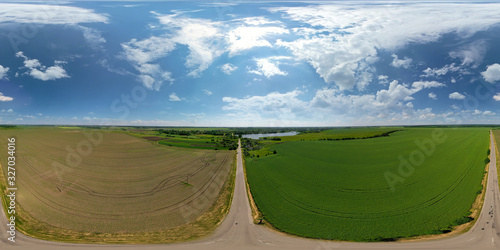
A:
[
  {"left": 270, "top": 3, "right": 500, "bottom": 90},
  {"left": 481, "top": 63, "right": 500, "bottom": 83},
  {"left": 220, "top": 63, "right": 238, "bottom": 75},
  {"left": 155, "top": 12, "right": 226, "bottom": 77},
  {"left": 222, "top": 90, "right": 306, "bottom": 120},
  {"left": 16, "top": 52, "right": 69, "bottom": 81},
  {"left": 493, "top": 93, "right": 500, "bottom": 101},
  {"left": 391, "top": 54, "right": 412, "bottom": 69},
  {"left": 202, "top": 89, "right": 213, "bottom": 95},
  {"left": 0, "top": 3, "right": 109, "bottom": 24},
  {"left": 223, "top": 79, "right": 445, "bottom": 123},
  {"left": 378, "top": 75, "right": 389, "bottom": 85},
  {"left": 411, "top": 81, "right": 446, "bottom": 91},
  {"left": 240, "top": 16, "right": 282, "bottom": 26},
  {"left": 421, "top": 63, "right": 461, "bottom": 77},
  {"left": 169, "top": 93, "right": 181, "bottom": 102},
  {"left": 226, "top": 26, "right": 289, "bottom": 56},
  {"left": 248, "top": 57, "right": 288, "bottom": 78},
  {"left": 121, "top": 36, "right": 176, "bottom": 90},
  {"left": 0, "top": 65, "right": 9, "bottom": 80},
  {"left": 449, "top": 92, "right": 466, "bottom": 100},
  {"left": 122, "top": 12, "right": 289, "bottom": 81},
  {"left": 428, "top": 92, "right": 437, "bottom": 100},
  {"left": 0, "top": 92, "right": 13, "bottom": 102}
]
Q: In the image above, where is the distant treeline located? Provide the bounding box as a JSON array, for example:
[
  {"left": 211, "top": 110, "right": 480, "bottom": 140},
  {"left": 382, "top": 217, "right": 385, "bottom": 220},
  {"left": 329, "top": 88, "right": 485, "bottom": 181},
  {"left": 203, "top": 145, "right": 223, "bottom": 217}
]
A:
[
  {"left": 0, "top": 125, "right": 17, "bottom": 129},
  {"left": 156, "top": 127, "right": 333, "bottom": 136},
  {"left": 316, "top": 130, "right": 401, "bottom": 141}
]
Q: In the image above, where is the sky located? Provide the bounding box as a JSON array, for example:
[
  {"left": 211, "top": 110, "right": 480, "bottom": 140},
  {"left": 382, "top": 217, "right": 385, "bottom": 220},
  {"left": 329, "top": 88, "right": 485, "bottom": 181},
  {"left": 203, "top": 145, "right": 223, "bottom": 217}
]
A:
[{"left": 1, "top": 1, "right": 500, "bottom": 127}]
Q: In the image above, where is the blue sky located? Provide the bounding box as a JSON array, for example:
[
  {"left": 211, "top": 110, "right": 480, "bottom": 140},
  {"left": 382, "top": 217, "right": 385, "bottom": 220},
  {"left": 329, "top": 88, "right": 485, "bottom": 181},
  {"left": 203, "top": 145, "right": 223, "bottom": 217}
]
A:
[{"left": 1, "top": 1, "right": 500, "bottom": 126}]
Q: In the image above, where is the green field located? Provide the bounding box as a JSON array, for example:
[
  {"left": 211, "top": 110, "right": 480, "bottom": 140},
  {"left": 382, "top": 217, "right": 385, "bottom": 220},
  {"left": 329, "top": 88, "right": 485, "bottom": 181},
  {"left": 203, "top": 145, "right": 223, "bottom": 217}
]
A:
[
  {"left": 279, "top": 127, "right": 402, "bottom": 142},
  {"left": 493, "top": 130, "right": 500, "bottom": 191},
  {"left": 0, "top": 127, "right": 235, "bottom": 243},
  {"left": 245, "top": 128, "right": 489, "bottom": 241}
]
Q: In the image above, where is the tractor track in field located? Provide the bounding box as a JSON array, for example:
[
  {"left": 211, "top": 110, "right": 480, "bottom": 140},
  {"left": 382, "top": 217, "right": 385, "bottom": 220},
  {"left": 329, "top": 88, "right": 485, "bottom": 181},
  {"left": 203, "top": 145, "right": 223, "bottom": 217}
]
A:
[
  {"left": 17, "top": 152, "right": 230, "bottom": 219},
  {"left": 2, "top": 135, "right": 500, "bottom": 249}
]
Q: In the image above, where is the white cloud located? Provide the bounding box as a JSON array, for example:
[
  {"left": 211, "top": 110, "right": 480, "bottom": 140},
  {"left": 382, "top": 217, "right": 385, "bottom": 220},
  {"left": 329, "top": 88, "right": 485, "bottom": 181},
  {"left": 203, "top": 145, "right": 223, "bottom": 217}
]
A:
[
  {"left": 0, "top": 3, "right": 109, "bottom": 24},
  {"left": 220, "top": 63, "right": 238, "bottom": 75},
  {"left": 122, "top": 37, "right": 176, "bottom": 65},
  {"left": 240, "top": 16, "right": 282, "bottom": 26},
  {"left": 421, "top": 63, "right": 461, "bottom": 77},
  {"left": 378, "top": 75, "right": 389, "bottom": 85},
  {"left": 483, "top": 110, "right": 494, "bottom": 115},
  {"left": 449, "top": 92, "right": 466, "bottom": 100},
  {"left": 7, "top": 109, "right": 13, "bottom": 113},
  {"left": 0, "top": 65, "right": 9, "bottom": 80},
  {"left": 169, "top": 93, "right": 181, "bottom": 102},
  {"left": 79, "top": 26, "right": 106, "bottom": 50},
  {"left": 16, "top": 51, "right": 69, "bottom": 81},
  {"left": 155, "top": 12, "right": 225, "bottom": 77},
  {"left": 391, "top": 54, "right": 412, "bottom": 69},
  {"left": 222, "top": 90, "right": 306, "bottom": 121},
  {"left": 202, "top": 89, "right": 213, "bottom": 95},
  {"left": 449, "top": 40, "right": 487, "bottom": 67},
  {"left": 226, "top": 26, "right": 288, "bottom": 56},
  {"left": 493, "top": 93, "right": 500, "bottom": 101},
  {"left": 428, "top": 92, "right": 437, "bottom": 100},
  {"left": 276, "top": 36, "right": 375, "bottom": 90},
  {"left": 222, "top": 79, "right": 446, "bottom": 124},
  {"left": 411, "top": 81, "right": 446, "bottom": 91},
  {"left": 121, "top": 36, "right": 176, "bottom": 90},
  {"left": 481, "top": 63, "right": 500, "bottom": 83},
  {"left": 0, "top": 92, "right": 13, "bottom": 102},
  {"left": 248, "top": 57, "right": 288, "bottom": 78},
  {"left": 270, "top": 3, "right": 500, "bottom": 90},
  {"left": 122, "top": 13, "right": 290, "bottom": 81}
]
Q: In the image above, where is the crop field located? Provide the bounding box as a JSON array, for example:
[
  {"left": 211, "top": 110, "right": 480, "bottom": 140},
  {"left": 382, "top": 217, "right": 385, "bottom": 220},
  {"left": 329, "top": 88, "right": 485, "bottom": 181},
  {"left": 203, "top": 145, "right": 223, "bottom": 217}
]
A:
[
  {"left": 245, "top": 127, "right": 489, "bottom": 241},
  {"left": 277, "top": 127, "right": 403, "bottom": 142},
  {"left": 243, "top": 127, "right": 402, "bottom": 158},
  {"left": 0, "top": 127, "right": 234, "bottom": 242},
  {"left": 127, "top": 128, "right": 238, "bottom": 150},
  {"left": 493, "top": 130, "right": 500, "bottom": 191}
]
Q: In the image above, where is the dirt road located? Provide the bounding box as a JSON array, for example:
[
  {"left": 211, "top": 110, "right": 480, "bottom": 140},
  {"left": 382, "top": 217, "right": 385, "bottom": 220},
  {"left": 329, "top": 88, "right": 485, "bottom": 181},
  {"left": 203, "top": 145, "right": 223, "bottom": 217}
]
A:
[{"left": 1, "top": 136, "right": 499, "bottom": 249}]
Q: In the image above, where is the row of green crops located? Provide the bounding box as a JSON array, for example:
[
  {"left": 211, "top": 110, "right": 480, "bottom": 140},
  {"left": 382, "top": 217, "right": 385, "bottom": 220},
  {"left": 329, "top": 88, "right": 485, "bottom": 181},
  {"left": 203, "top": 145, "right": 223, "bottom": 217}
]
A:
[{"left": 245, "top": 128, "right": 489, "bottom": 241}]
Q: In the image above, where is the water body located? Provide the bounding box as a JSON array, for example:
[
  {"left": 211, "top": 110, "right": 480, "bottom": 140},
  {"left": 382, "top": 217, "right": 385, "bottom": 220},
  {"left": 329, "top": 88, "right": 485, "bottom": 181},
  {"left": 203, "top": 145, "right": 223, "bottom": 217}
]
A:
[{"left": 242, "top": 131, "right": 298, "bottom": 140}]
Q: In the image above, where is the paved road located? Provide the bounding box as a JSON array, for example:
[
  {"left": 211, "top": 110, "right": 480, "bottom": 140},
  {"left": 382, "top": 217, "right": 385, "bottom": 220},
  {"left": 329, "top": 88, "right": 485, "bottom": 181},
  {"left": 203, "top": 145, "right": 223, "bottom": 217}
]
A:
[{"left": 1, "top": 136, "right": 499, "bottom": 250}]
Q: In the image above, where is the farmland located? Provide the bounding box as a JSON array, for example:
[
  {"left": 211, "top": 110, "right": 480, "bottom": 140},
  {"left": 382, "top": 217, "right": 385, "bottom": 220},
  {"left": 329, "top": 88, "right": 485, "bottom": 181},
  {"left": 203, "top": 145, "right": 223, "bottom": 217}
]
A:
[
  {"left": 0, "top": 127, "right": 235, "bottom": 243},
  {"left": 241, "top": 127, "right": 402, "bottom": 158},
  {"left": 493, "top": 130, "right": 500, "bottom": 191},
  {"left": 245, "top": 127, "right": 489, "bottom": 241},
  {"left": 128, "top": 128, "right": 239, "bottom": 150}
]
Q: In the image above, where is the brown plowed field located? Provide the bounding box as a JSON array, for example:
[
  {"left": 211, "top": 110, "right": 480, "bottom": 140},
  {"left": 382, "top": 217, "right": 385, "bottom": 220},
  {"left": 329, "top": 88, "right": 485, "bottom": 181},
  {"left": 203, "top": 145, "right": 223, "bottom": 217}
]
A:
[{"left": 0, "top": 127, "right": 233, "bottom": 240}]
